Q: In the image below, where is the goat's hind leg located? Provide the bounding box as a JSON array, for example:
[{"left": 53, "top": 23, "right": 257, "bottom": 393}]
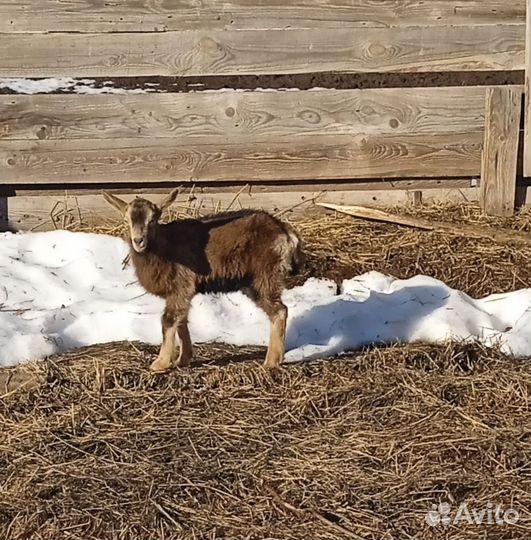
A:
[
  {"left": 175, "top": 316, "right": 193, "bottom": 367},
  {"left": 259, "top": 298, "right": 288, "bottom": 370}
]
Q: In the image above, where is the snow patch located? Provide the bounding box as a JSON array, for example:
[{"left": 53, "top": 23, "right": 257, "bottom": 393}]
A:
[{"left": 0, "top": 230, "right": 529, "bottom": 367}]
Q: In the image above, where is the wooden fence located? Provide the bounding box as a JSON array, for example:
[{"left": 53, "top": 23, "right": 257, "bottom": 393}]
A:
[{"left": 0, "top": 0, "right": 529, "bottom": 230}]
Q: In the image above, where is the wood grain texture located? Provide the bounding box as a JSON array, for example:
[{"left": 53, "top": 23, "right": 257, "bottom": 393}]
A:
[
  {"left": 0, "top": 0, "right": 525, "bottom": 33},
  {"left": 524, "top": 0, "right": 531, "bottom": 177},
  {"left": 0, "top": 87, "right": 489, "bottom": 141},
  {"left": 0, "top": 133, "right": 482, "bottom": 185},
  {"left": 0, "top": 24, "right": 525, "bottom": 78},
  {"left": 2, "top": 186, "right": 480, "bottom": 232},
  {"left": 480, "top": 87, "right": 521, "bottom": 216}
]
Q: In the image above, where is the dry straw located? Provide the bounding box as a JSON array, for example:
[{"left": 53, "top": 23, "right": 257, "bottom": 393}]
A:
[{"left": 1, "top": 342, "right": 529, "bottom": 539}]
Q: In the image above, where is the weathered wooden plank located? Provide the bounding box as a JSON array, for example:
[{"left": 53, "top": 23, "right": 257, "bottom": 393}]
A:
[
  {"left": 0, "top": 24, "right": 525, "bottom": 78},
  {"left": 2, "top": 185, "right": 480, "bottom": 232},
  {"left": 524, "top": 0, "right": 531, "bottom": 177},
  {"left": 0, "top": 133, "right": 482, "bottom": 184},
  {"left": 0, "top": 87, "right": 490, "bottom": 141},
  {"left": 480, "top": 87, "right": 521, "bottom": 216},
  {"left": 0, "top": 0, "right": 525, "bottom": 33}
]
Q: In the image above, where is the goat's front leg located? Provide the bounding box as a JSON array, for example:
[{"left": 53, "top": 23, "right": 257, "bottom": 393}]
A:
[{"left": 150, "top": 303, "right": 192, "bottom": 372}]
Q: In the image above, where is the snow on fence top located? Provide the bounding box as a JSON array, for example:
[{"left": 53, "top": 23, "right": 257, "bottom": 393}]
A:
[{"left": 0, "top": 78, "right": 154, "bottom": 95}]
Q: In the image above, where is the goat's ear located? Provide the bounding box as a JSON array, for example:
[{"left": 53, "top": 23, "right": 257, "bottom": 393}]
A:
[
  {"left": 160, "top": 187, "right": 180, "bottom": 212},
  {"left": 102, "top": 191, "right": 129, "bottom": 215}
]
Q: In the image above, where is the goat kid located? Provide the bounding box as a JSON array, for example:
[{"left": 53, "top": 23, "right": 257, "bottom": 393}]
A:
[{"left": 103, "top": 190, "right": 304, "bottom": 373}]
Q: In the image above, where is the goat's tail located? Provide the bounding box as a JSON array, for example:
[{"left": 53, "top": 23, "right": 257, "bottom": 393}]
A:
[{"left": 284, "top": 224, "right": 305, "bottom": 276}]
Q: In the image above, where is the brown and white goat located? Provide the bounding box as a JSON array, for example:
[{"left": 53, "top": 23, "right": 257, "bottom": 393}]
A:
[{"left": 103, "top": 190, "right": 304, "bottom": 372}]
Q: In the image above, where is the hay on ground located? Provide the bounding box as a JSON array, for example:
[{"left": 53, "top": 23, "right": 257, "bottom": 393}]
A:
[
  {"left": 294, "top": 202, "right": 530, "bottom": 298},
  {"left": 0, "top": 342, "right": 529, "bottom": 540}
]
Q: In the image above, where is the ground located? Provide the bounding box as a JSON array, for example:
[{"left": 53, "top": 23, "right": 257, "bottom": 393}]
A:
[{"left": 0, "top": 203, "right": 530, "bottom": 540}]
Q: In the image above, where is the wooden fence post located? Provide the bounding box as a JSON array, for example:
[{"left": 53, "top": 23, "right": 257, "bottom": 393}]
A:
[
  {"left": 0, "top": 196, "right": 15, "bottom": 232},
  {"left": 480, "top": 87, "right": 522, "bottom": 216},
  {"left": 524, "top": 0, "right": 531, "bottom": 177}
]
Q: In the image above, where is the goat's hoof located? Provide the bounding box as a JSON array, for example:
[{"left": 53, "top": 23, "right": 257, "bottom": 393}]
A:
[
  {"left": 175, "top": 357, "right": 192, "bottom": 368},
  {"left": 150, "top": 359, "right": 173, "bottom": 373},
  {"left": 262, "top": 360, "right": 281, "bottom": 371}
]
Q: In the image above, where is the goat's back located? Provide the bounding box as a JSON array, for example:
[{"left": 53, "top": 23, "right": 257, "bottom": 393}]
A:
[
  {"left": 136, "top": 209, "right": 303, "bottom": 298},
  {"left": 201, "top": 210, "right": 302, "bottom": 280}
]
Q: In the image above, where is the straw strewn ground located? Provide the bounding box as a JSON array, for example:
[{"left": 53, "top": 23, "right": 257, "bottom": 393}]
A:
[
  {"left": 1, "top": 342, "right": 529, "bottom": 540},
  {"left": 294, "top": 203, "right": 530, "bottom": 297},
  {"left": 1, "top": 202, "right": 530, "bottom": 540}
]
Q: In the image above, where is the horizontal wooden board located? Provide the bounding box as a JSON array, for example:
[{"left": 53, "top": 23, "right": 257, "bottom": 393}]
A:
[
  {"left": 0, "top": 87, "right": 489, "bottom": 141},
  {"left": 0, "top": 133, "right": 482, "bottom": 184},
  {"left": 0, "top": 0, "right": 525, "bottom": 32},
  {"left": 1, "top": 185, "right": 481, "bottom": 231},
  {"left": 0, "top": 24, "right": 525, "bottom": 77}
]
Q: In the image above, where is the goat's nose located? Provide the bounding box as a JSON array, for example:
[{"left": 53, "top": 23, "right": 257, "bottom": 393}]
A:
[{"left": 133, "top": 237, "right": 144, "bottom": 246}]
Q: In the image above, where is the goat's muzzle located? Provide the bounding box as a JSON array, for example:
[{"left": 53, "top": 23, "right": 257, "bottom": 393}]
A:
[{"left": 132, "top": 236, "right": 147, "bottom": 253}]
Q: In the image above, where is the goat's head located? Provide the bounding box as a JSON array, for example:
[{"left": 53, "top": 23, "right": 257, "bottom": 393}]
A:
[{"left": 102, "top": 189, "right": 180, "bottom": 253}]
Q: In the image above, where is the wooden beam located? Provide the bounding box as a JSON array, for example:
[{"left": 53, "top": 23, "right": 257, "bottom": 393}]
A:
[
  {"left": 480, "top": 87, "right": 522, "bottom": 216},
  {"left": 0, "top": 0, "right": 525, "bottom": 32},
  {"left": 0, "top": 24, "right": 525, "bottom": 78},
  {"left": 524, "top": 0, "right": 531, "bottom": 177},
  {"left": 0, "top": 87, "right": 489, "bottom": 141},
  {"left": 0, "top": 133, "right": 482, "bottom": 185}
]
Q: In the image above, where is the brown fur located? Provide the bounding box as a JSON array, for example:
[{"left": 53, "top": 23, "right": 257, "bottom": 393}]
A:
[{"left": 103, "top": 190, "right": 304, "bottom": 372}]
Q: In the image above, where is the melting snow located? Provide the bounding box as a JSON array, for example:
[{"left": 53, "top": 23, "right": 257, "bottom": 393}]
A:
[{"left": 0, "top": 230, "right": 529, "bottom": 367}]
